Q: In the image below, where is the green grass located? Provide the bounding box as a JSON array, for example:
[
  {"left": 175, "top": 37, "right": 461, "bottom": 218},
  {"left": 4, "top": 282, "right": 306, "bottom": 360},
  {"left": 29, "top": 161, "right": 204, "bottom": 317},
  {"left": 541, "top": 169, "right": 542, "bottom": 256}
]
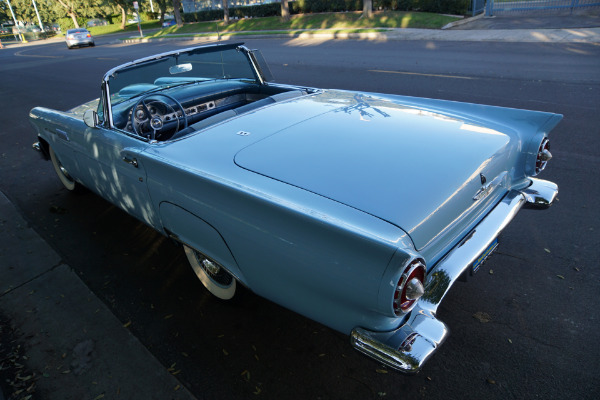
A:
[
  {"left": 84, "top": 11, "right": 459, "bottom": 39},
  {"left": 163, "top": 11, "right": 457, "bottom": 35},
  {"left": 85, "top": 21, "right": 162, "bottom": 36}
]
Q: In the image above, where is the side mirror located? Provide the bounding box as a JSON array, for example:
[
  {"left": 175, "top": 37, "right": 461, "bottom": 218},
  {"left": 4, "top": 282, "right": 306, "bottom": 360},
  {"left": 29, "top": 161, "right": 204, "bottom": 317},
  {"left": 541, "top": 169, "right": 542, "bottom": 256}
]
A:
[{"left": 83, "top": 109, "right": 99, "bottom": 128}]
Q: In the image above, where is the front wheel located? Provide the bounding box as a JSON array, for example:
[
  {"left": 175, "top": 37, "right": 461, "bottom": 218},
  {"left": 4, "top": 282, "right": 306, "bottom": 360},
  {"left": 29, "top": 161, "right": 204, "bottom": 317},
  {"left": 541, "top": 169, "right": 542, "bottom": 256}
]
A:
[
  {"left": 184, "top": 245, "right": 237, "bottom": 300},
  {"left": 49, "top": 146, "right": 78, "bottom": 191}
]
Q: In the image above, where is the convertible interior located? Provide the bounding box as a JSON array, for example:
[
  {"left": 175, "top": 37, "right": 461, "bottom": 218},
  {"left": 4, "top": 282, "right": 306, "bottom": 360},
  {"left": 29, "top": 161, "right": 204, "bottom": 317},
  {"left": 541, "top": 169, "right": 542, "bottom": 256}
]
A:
[{"left": 112, "top": 80, "right": 312, "bottom": 142}]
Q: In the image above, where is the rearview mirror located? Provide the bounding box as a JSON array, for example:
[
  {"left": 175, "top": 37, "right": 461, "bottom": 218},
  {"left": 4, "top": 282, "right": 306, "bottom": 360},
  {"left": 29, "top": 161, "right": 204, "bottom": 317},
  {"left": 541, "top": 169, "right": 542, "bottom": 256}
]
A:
[
  {"left": 83, "top": 109, "right": 99, "bottom": 128},
  {"left": 169, "top": 63, "right": 192, "bottom": 75}
]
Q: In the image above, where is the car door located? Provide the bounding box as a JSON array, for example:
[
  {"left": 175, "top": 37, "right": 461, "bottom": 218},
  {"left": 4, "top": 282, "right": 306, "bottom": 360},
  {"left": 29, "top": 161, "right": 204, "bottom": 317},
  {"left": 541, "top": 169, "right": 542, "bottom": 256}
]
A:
[{"left": 73, "top": 125, "right": 160, "bottom": 228}]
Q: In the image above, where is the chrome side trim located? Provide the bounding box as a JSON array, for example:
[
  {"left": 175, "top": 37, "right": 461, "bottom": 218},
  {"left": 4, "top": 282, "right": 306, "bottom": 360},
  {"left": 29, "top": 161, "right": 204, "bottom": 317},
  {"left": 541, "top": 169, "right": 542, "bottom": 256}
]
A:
[{"left": 351, "top": 178, "right": 558, "bottom": 373}]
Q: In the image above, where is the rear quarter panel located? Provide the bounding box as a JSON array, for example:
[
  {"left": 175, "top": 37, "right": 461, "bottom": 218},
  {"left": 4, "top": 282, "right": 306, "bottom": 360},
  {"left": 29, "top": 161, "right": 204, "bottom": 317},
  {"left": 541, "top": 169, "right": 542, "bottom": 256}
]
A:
[{"left": 143, "top": 152, "right": 413, "bottom": 334}]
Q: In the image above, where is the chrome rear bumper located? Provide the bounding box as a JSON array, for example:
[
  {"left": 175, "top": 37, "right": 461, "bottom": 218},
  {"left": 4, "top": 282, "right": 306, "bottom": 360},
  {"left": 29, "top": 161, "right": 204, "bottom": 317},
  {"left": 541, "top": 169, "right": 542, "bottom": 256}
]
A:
[{"left": 351, "top": 178, "right": 558, "bottom": 373}]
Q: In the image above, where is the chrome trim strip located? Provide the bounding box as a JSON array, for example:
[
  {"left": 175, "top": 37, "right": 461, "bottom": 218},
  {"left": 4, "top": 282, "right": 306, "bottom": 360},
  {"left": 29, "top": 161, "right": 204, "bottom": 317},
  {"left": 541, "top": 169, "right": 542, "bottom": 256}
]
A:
[
  {"left": 351, "top": 178, "right": 558, "bottom": 373},
  {"left": 238, "top": 45, "right": 265, "bottom": 85}
]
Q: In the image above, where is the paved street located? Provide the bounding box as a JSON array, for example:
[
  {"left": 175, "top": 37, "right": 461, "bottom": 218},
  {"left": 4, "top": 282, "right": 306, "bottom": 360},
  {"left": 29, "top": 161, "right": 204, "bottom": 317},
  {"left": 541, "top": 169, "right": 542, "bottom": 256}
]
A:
[{"left": 1, "top": 18, "right": 599, "bottom": 400}]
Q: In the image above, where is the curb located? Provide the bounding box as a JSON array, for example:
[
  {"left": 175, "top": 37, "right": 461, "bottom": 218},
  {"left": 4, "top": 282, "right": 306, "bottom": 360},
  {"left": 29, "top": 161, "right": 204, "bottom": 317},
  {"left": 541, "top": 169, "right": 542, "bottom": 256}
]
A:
[
  {"left": 0, "top": 191, "right": 197, "bottom": 400},
  {"left": 441, "top": 12, "right": 485, "bottom": 30}
]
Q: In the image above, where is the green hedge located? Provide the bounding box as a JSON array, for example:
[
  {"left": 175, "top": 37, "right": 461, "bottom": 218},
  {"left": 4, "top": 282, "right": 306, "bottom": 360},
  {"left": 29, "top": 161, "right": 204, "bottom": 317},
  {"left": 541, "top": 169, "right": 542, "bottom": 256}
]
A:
[
  {"left": 291, "top": 0, "right": 470, "bottom": 15},
  {"left": 183, "top": 3, "right": 281, "bottom": 22},
  {"left": 57, "top": 17, "right": 88, "bottom": 31},
  {"left": 183, "top": 0, "right": 470, "bottom": 22}
]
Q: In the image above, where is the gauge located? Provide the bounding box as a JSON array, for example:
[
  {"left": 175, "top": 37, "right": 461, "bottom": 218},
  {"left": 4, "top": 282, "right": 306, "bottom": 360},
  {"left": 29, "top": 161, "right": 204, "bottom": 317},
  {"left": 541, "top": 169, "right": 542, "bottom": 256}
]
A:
[{"left": 135, "top": 108, "right": 146, "bottom": 120}]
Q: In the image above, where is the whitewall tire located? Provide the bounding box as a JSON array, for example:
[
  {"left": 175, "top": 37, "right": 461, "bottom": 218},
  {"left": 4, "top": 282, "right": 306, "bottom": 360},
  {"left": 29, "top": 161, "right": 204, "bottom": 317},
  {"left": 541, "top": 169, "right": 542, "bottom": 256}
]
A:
[
  {"left": 184, "top": 245, "right": 237, "bottom": 300},
  {"left": 49, "top": 146, "right": 77, "bottom": 191}
]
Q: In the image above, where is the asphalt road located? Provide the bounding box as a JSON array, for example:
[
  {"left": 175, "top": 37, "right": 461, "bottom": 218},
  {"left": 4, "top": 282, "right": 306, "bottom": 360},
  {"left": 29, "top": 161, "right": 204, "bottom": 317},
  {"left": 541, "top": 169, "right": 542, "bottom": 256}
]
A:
[{"left": 1, "top": 36, "right": 599, "bottom": 399}]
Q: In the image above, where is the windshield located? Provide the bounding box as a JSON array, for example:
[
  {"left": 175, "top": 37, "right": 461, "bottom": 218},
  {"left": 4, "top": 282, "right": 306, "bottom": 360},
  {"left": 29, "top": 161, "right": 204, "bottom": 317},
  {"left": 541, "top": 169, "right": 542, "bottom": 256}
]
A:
[{"left": 106, "top": 44, "right": 258, "bottom": 106}]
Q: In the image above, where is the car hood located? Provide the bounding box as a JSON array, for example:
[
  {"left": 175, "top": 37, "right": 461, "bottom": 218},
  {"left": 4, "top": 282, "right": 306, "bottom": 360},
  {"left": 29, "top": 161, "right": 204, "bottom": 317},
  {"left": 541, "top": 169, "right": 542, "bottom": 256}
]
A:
[
  {"left": 234, "top": 90, "right": 547, "bottom": 250},
  {"left": 67, "top": 98, "right": 99, "bottom": 118}
]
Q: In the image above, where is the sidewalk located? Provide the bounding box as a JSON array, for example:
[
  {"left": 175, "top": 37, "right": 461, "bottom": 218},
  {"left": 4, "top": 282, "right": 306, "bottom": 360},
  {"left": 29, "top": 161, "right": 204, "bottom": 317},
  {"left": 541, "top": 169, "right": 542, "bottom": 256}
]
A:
[{"left": 0, "top": 191, "right": 197, "bottom": 400}]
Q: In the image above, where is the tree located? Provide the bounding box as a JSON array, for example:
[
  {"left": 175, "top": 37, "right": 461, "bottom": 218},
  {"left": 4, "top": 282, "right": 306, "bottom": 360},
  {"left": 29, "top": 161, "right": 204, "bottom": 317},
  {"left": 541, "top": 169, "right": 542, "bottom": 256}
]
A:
[
  {"left": 172, "top": 0, "right": 182, "bottom": 27},
  {"left": 281, "top": 0, "right": 289, "bottom": 22},
  {"left": 55, "top": 0, "right": 81, "bottom": 28},
  {"left": 222, "top": 0, "right": 229, "bottom": 25},
  {"left": 361, "top": 0, "right": 372, "bottom": 19},
  {"left": 154, "top": 0, "right": 170, "bottom": 25},
  {"left": 111, "top": 0, "right": 130, "bottom": 30}
]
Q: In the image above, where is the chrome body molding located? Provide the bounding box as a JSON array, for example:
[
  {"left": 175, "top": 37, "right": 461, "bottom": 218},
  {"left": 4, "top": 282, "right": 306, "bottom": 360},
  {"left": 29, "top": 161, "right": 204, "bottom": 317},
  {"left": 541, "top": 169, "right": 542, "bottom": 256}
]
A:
[{"left": 351, "top": 178, "right": 558, "bottom": 373}]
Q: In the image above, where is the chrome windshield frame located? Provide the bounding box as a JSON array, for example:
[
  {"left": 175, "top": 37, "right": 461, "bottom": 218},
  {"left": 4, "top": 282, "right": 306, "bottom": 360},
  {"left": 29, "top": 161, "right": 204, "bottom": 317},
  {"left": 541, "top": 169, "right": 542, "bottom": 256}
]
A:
[{"left": 99, "top": 42, "right": 262, "bottom": 130}]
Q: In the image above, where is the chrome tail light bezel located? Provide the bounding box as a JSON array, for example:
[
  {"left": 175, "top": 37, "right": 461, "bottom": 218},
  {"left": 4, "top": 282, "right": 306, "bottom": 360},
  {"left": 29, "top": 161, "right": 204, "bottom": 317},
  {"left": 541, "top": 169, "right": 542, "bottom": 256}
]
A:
[
  {"left": 393, "top": 259, "right": 426, "bottom": 316},
  {"left": 535, "top": 137, "right": 552, "bottom": 175}
]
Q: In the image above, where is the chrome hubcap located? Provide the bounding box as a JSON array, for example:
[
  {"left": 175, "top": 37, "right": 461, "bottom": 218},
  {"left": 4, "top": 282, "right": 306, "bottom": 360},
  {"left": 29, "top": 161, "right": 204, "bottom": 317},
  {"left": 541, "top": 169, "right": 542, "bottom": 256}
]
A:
[{"left": 202, "top": 259, "right": 221, "bottom": 275}]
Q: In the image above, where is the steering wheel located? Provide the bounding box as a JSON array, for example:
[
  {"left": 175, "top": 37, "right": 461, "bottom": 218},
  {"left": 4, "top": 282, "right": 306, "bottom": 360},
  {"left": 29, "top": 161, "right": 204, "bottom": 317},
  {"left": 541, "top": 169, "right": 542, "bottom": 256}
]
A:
[{"left": 130, "top": 93, "right": 188, "bottom": 140}]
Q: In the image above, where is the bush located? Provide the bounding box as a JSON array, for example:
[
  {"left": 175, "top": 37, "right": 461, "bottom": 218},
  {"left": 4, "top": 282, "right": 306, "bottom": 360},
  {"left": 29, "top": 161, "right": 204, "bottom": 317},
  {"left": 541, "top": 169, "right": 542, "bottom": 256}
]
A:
[
  {"left": 384, "top": 0, "right": 469, "bottom": 14},
  {"left": 184, "top": 3, "right": 281, "bottom": 22},
  {"left": 57, "top": 16, "right": 87, "bottom": 31},
  {"left": 292, "top": 0, "right": 469, "bottom": 15},
  {"left": 292, "top": 0, "right": 362, "bottom": 13},
  {"left": 182, "top": 0, "right": 470, "bottom": 22}
]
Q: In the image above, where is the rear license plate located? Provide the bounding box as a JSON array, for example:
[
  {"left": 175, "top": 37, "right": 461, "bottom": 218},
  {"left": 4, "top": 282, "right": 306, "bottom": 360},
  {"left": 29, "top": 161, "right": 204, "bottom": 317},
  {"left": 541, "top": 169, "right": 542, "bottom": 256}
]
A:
[{"left": 471, "top": 238, "right": 498, "bottom": 275}]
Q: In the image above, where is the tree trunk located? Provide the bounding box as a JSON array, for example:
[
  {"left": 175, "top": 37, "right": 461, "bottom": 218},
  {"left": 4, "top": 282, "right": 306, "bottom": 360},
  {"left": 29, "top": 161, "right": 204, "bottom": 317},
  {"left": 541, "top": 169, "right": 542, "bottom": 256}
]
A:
[
  {"left": 361, "top": 0, "right": 373, "bottom": 19},
  {"left": 69, "top": 12, "right": 79, "bottom": 28},
  {"left": 281, "top": 0, "right": 290, "bottom": 22},
  {"left": 119, "top": 5, "right": 126, "bottom": 30},
  {"left": 173, "top": 0, "right": 183, "bottom": 28},
  {"left": 56, "top": 0, "right": 79, "bottom": 28},
  {"left": 222, "top": 0, "right": 229, "bottom": 25}
]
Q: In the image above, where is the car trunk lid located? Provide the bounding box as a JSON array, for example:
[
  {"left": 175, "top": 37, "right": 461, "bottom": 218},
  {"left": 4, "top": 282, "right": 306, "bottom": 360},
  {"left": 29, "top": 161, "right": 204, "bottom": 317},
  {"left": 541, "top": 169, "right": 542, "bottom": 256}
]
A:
[{"left": 234, "top": 91, "right": 514, "bottom": 250}]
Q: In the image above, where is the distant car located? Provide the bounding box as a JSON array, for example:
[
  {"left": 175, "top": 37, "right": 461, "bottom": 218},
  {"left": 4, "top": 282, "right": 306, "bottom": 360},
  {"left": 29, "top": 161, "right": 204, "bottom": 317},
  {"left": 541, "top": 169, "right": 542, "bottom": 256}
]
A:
[
  {"left": 162, "top": 19, "right": 176, "bottom": 27},
  {"left": 127, "top": 17, "right": 141, "bottom": 24},
  {"left": 30, "top": 43, "right": 559, "bottom": 373},
  {"left": 87, "top": 19, "right": 108, "bottom": 27},
  {"left": 65, "top": 28, "right": 94, "bottom": 49}
]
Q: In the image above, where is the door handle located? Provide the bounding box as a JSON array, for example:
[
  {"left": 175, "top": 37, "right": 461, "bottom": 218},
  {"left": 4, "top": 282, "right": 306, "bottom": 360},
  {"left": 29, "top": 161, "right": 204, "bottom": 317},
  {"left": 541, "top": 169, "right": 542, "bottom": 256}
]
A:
[{"left": 122, "top": 156, "right": 138, "bottom": 168}]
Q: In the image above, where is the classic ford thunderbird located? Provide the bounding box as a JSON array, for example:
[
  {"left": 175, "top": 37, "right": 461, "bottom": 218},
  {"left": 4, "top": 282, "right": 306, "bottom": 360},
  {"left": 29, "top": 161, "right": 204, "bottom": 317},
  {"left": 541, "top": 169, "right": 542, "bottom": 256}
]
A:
[{"left": 30, "top": 43, "right": 559, "bottom": 373}]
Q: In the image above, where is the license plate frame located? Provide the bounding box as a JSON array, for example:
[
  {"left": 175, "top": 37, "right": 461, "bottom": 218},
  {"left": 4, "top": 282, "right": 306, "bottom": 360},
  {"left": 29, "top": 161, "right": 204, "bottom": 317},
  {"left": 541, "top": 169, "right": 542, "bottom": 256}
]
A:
[{"left": 471, "top": 238, "right": 499, "bottom": 275}]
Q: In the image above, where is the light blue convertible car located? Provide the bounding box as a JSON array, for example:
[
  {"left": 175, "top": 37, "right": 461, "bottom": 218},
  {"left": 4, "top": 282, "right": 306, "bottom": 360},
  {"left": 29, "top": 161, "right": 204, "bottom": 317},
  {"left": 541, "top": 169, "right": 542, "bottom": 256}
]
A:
[{"left": 30, "top": 43, "right": 559, "bottom": 373}]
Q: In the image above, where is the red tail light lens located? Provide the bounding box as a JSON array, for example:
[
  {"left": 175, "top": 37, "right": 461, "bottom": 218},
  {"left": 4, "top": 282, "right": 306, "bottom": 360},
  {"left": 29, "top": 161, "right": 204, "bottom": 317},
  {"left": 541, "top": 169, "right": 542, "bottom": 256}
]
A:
[
  {"left": 535, "top": 138, "right": 552, "bottom": 175},
  {"left": 87, "top": 34, "right": 91, "bottom": 38},
  {"left": 393, "top": 259, "right": 426, "bottom": 316}
]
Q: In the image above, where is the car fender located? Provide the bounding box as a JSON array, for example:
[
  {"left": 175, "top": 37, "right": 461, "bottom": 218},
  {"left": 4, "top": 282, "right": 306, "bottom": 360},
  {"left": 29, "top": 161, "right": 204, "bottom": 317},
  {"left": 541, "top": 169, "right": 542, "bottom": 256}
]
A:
[{"left": 159, "top": 201, "right": 246, "bottom": 285}]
